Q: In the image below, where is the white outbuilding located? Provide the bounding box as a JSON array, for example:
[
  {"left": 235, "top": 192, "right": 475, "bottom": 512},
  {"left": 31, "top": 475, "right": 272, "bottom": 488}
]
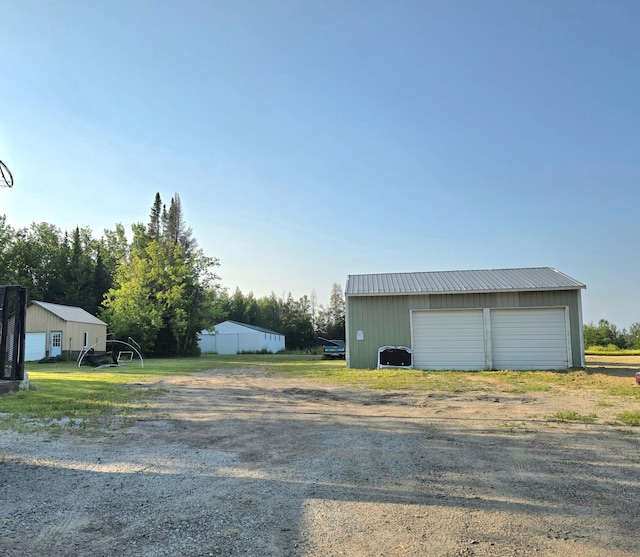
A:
[{"left": 198, "top": 320, "right": 285, "bottom": 355}]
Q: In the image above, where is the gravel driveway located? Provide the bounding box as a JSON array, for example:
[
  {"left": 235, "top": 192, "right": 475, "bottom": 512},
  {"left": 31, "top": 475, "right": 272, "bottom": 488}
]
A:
[{"left": 1, "top": 358, "right": 639, "bottom": 556}]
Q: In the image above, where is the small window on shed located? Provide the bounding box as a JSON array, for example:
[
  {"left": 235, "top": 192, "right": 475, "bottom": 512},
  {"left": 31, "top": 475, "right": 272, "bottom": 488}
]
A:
[{"left": 83, "top": 331, "right": 89, "bottom": 348}]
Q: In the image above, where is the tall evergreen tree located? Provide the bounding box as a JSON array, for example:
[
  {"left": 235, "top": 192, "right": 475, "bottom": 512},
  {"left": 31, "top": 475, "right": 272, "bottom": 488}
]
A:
[
  {"left": 318, "top": 283, "right": 345, "bottom": 340},
  {"left": 148, "top": 192, "right": 163, "bottom": 240},
  {"left": 92, "top": 250, "right": 112, "bottom": 312},
  {"left": 65, "top": 227, "right": 94, "bottom": 310},
  {"left": 164, "top": 193, "right": 196, "bottom": 253},
  {"left": 102, "top": 194, "right": 221, "bottom": 356},
  {"left": 225, "top": 287, "right": 247, "bottom": 322},
  {"left": 255, "top": 292, "right": 282, "bottom": 331}
]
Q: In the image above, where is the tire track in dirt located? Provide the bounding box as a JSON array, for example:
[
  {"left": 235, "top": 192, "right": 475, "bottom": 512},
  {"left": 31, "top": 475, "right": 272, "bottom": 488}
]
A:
[{"left": 2, "top": 363, "right": 640, "bottom": 556}]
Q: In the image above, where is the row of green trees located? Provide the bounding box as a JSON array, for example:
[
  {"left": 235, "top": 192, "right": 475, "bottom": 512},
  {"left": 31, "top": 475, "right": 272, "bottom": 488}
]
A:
[
  {"left": 1, "top": 193, "right": 346, "bottom": 356},
  {"left": 0, "top": 215, "right": 119, "bottom": 315},
  {"left": 6, "top": 204, "right": 638, "bottom": 356},
  {"left": 584, "top": 319, "right": 640, "bottom": 350},
  {"left": 219, "top": 283, "right": 345, "bottom": 351}
]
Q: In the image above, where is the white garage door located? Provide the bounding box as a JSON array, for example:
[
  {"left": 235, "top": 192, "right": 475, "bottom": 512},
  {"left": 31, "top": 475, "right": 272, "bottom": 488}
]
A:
[
  {"left": 25, "top": 332, "right": 46, "bottom": 361},
  {"left": 412, "top": 310, "right": 485, "bottom": 370},
  {"left": 198, "top": 333, "right": 217, "bottom": 354},
  {"left": 216, "top": 334, "right": 240, "bottom": 355},
  {"left": 491, "top": 308, "right": 569, "bottom": 370}
]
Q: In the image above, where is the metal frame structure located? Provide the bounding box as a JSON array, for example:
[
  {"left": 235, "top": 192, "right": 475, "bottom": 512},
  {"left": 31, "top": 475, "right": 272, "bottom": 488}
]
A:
[
  {"left": 0, "top": 159, "right": 14, "bottom": 188},
  {"left": 0, "top": 286, "right": 27, "bottom": 382},
  {"left": 77, "top": 335, "right": 144, "bottom": 369}
]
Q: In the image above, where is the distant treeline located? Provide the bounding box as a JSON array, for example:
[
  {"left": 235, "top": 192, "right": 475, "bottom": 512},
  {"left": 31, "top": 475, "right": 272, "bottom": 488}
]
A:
[
  {"left": 584, "top": 319, "right": 640, "bottom": 350},
  {"left": 0, "top": 193, "right": 344, "bottom": 356},
  {"left": 218, "top": 285, "right": 345, "bottom": 352}
]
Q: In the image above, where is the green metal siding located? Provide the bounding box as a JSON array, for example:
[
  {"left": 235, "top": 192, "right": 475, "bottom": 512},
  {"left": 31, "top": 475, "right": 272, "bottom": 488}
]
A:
[
  {"left": 346, "top": 290, "right": 583, "bottom": 369},
  {"left": 429, "top": 293, "right": 496, "bottom": 309},
  {"left": 347, "top": 296, "right": 414, "bottom": 370}
]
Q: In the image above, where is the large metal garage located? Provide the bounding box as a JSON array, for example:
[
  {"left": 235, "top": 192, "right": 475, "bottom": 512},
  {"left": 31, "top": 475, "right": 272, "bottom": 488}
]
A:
[{"left": 345, "top": 267, "right": 585, "bottom": 370}]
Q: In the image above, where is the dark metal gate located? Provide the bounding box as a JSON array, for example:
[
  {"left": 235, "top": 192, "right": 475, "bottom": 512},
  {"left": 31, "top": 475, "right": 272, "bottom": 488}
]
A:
[{"left": 1, "top": 285, "right": 27, "bottom": 382}]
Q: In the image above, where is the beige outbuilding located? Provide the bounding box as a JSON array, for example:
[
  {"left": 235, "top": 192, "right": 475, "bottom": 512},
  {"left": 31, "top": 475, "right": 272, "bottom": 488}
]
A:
[{"left": 25, "top": 301, "right": 107, "bottom": 361}]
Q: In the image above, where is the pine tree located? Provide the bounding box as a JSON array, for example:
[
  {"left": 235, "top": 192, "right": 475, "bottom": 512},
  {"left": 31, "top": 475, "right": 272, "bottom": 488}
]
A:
[
  {"left": 148, "top": 192, "right": 163, "bottom": 240},
  {"left": 318, "top": 283, "right": 345, "bottom": 340},
  {"left": 103, "top": 193, "right": 220, "bottom": 356},
  {"left": 166, "top": 194, "right": 197, "bottom": 253}
]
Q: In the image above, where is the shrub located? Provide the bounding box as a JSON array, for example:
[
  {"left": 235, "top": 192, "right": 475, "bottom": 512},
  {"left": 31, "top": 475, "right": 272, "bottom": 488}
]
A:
[
  {"left": 617, "top": 410, "right": 640, "bottom": 426},
  {"left": 551, "top": 410, "right": 597, "bottom": 423}
]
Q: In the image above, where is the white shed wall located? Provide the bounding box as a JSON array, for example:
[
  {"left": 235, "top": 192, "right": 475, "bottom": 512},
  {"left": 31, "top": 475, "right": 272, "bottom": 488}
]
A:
[
  {"left": 198, "top": 328, "right": 285, "bottom": 354},
  {"left": 198, "top": 333, "right": 218, "bottom": 354}
]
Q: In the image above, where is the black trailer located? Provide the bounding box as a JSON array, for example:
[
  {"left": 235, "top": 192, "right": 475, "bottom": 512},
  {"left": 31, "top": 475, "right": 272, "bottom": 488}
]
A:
[{"left": 0, "top": 285, "right": 27, "bottom": 393}]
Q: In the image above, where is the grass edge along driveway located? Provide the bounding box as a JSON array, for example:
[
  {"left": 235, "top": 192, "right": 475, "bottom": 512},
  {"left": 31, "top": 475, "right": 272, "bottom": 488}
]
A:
[{"left": 1, "top": 354, "right": 639, "bottom": 434}]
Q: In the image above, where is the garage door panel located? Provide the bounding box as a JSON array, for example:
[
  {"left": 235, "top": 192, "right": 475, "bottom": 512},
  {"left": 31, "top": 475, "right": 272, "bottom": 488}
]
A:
[
  {"left": 412, "top": 310, "right": 485, "bottom": 371},
  {"left": 25, "top": 332, "right": 46, "bottom": 361},
  {"left": 492, "top": 308, "right": 568, "bottom": 370},
  {"left": 216, "top": 334, "right": 238, "bottom": 355},
  {"left": 411, "top": 308, "right": 569, "bottom": 371}
]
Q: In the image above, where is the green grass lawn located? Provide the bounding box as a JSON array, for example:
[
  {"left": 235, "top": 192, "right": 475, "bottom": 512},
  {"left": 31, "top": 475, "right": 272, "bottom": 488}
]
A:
[
  {"left": 0, "top": 357, "right": 212, "bottom": 434},
  {"left": 585, "top": 347, "right": 640, "bottom": 356},
  {"left": 1, "top": 354, "right": 639, "bottom": 433}
]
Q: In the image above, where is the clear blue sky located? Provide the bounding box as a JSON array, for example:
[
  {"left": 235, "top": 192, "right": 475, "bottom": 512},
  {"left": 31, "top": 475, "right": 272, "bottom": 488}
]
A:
[{"left": 1, "top": 1, "right": 638, "bottom": 327}]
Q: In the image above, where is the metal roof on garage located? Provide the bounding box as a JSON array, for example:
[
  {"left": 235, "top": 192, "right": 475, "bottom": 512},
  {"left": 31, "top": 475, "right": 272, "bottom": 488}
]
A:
[
  {"left": 29, "top": 300, "right": 107, "bottom": 325},
  {"left": 204, "top": 320, "right": 283, "bottom": 336},
  {"left": 345, "top": 267, "right": 585, "bottom": 296}
]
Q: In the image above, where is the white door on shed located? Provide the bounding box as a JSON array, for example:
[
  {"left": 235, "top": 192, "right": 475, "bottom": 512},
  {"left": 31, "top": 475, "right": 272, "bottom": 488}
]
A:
[
  {"left": 412, "top": 310, "right": 486, "bottom": 370},
  {"left": 216, "top": 334, "right": 239, "bottom": 355},
  {"left": 50, "top": 331, "right": 62, "bottom": 357},
  {"left": 25, "top": 332, "right": 46, "bottom": 361},
  {"left": 491, "top": 308, "right": 569, "bottom": 370}
]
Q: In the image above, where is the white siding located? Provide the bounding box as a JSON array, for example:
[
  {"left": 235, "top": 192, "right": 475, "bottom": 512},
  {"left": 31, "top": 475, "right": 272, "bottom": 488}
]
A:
[
  {"left": 198, "top": 333, "right": 218, "bottom": 354},
  {"left": 217, "top": 334, "right": 241, "bottom": 354},
  {"left": 198, "top": 330, "right": 285, "bottom": 354},
  {"left": 412, "top": 310, "right": 486, "bottom": 370},
  {"left": 491, "top": 308, "right": 569, "bottom": 370}
]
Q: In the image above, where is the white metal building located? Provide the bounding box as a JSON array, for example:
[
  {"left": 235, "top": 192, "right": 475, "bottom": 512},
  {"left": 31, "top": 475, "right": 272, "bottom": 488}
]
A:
[
  {"left": 345, "top": 267, "right": 586, "bottom": 370},
  {"left": 198, "top": 320, "right": 285, "bottom": 355}
]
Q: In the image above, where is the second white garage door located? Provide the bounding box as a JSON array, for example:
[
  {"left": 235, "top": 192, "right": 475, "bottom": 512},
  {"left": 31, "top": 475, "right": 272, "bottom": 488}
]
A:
[
  {"left": 491, "top": 308, "right": 569, "bottom": 370},
  {"left": 412, "top": 310, "right": 486, "bottom": 370}
]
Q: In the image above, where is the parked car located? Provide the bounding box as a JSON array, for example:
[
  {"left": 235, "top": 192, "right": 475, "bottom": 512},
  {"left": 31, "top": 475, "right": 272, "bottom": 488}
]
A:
[{"left": 317, "top": 337, "right": 345, "bottom": 359}]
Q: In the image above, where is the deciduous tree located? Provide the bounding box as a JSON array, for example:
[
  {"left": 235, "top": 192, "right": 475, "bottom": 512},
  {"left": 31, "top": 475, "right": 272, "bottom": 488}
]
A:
[{"left": 102, "top": 194, "right": 221, "bottom": 356}]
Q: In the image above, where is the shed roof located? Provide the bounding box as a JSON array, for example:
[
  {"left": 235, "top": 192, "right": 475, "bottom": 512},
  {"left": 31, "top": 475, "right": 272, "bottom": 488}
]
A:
[
  {"left": 208, "top": 320, "right": 283, "bottom": 336},
  {"left": 346, "top": 267, "right": 585, "bottom": 296},
  {"left": 29, "top": 301, "right": 107, "bottom": 326}
]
